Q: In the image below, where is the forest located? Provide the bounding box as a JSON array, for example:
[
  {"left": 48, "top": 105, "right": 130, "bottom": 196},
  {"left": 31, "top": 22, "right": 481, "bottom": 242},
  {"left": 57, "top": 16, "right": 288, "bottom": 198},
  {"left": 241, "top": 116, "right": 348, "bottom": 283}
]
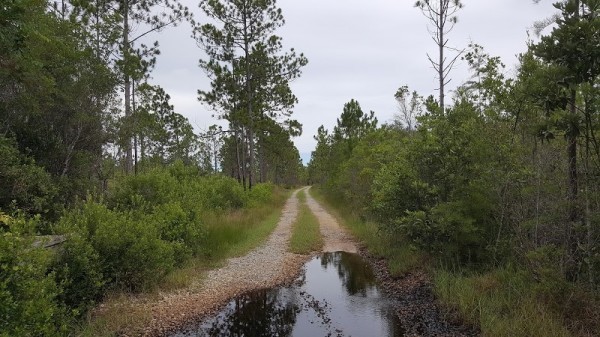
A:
[
  {"left": 1, "top": 0, "right": 599, "bottom": 336},
  {"left": 1, "top": 0, "right": 304, "bottom": 334}
]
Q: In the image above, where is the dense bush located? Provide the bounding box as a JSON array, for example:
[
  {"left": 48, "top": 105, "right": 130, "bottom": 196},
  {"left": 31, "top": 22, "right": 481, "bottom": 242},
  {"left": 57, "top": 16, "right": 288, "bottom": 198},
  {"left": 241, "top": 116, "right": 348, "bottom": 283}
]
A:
[
  {"left": 53, "top": 233, "right": 104, "bottom": 318},
  {"left": 0, "top": 215, "right": 66, "bottom": 336},
  {"left": 148, "top": 202, "right": 202, "bottom": 262},
  {"left": 195, "top": 175, "right": 248, "bottom": 210},
  {"left": 363, "top": 100, "right": 509, "bottom": 264},
  {"left": 46, "top": 163, "right": 274, "bottom": 325},
  {"left": 56, "top": 201, "right": 173, "bottom": 293},
  {"left": 2, "top": 161, "right": 280, "bottom": 334},
  {"left": 0, "top": 136, "right": 58, "bottom": 221},
  {"left": 108, "top": 169, "right": 177, "bottom": 210},
  {"left": 109, "top": 165, "right": 247, "bottom": 212},
  {"left": 247, "top": 182, "right": 275, "bottom": 207}
]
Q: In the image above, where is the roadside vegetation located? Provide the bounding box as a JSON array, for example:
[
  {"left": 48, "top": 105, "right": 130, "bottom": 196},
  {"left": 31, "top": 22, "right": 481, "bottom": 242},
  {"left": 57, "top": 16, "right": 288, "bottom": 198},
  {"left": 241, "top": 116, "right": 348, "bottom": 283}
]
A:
[
  {"left": 289, "top": 190, "right": 323, "bottom": 255},
  {"left": 1, "top": 162, "right": 289, "bottom": 336},
  {"left": 308, "top": 2, "right": 600, "bottom": 333}
]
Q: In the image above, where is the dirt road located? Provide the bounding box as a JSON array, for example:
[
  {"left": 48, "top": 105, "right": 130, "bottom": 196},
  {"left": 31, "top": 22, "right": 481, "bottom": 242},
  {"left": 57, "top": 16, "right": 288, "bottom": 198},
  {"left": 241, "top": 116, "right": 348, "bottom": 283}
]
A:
[
  {"left": 304, "top": 187, "right": 357, "bottom": 253},
  {"left": 138, "top": 186, "right": 360, "bottom": 336},
  {"left": 138, "top": 187, "right": 475, "bottom": 336}
]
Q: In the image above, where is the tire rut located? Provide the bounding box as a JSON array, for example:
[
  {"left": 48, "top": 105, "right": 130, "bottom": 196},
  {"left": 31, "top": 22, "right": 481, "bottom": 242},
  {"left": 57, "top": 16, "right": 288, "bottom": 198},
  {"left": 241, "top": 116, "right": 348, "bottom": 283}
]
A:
[{"left": 303, "top": 187, "right": 358, "bottom": 253}]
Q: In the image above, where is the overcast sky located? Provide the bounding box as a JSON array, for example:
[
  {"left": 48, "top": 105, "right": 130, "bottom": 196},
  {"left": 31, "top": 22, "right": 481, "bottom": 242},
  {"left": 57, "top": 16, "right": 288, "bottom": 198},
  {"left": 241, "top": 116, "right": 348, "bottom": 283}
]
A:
[{"left": 145, "top": 0, "right": 559, "bottom": 164}]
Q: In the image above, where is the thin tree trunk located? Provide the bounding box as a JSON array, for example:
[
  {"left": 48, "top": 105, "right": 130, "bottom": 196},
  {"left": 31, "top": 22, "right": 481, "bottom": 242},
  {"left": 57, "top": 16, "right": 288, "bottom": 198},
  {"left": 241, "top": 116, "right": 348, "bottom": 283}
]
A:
[
  {"left": 584, "top": 146, "right": 593, "bottom": 287},
  {"left": 235, "top": 127, "right": 242, "bottom": 183},
  {"left": 243, "top": 15, "right": 254, "bottom": 190},
  {"left": 213, "top": 137, "right": 218, "bottom": 173},
  {"left": 438, "top": 7, "right": 445, "bottom": 113},
  {"left": 95, "top": 0, "right": 100, "bottom": 59},
  {"left": 122, "top": 0, "right": 133, "bottom": 174},
  {"left": 246, "top": 126, "right": 253, "bottom": 190},
  {"left": 259, "top": 138, "right": 266, "bottom": 183},
  {"left": 567, "top": 88, "right": 579, "bottom": 279},
  {"left": 61, "top": 124, "right": 82, "bottom": 178},
  {"left": 241, "top": 128, "right": 247, "bottom": 191},
  {"left": 584, "top": 95, "right": 594, "bottom": 287},
  {"left": 561, "top": 0, "right": 582, "bottom": 280},
  {"left": 133, "top": 79, "right": 138, "bottom": 175}
]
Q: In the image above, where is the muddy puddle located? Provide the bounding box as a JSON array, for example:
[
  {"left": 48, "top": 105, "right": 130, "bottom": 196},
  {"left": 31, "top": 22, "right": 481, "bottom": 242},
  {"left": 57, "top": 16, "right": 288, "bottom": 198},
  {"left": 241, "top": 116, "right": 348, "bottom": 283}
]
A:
[{"left": 172, "top": 252, "right": 404, "bottom": 337}]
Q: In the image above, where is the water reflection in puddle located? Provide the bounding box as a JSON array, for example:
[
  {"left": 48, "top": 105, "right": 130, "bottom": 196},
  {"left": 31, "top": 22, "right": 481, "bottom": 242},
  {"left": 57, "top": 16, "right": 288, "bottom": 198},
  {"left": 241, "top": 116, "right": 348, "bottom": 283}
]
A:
[{"left": 173, "top": 252, "right": 404, "bottom": 337}]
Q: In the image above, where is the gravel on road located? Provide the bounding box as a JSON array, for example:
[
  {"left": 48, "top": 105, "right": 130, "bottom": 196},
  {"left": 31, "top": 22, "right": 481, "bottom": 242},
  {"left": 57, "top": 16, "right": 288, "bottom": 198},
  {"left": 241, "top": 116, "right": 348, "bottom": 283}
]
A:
[{"left": 139, "top": 188, "right": 309, "bottom": 336}]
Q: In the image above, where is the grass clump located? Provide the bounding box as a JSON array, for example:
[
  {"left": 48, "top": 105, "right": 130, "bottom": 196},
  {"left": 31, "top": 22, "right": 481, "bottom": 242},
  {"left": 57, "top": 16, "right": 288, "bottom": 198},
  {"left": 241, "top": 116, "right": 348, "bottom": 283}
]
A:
[
  {"left": 434, "top": 267, "right": 572, "bottom": 337},
  {"left": 200, "top": 191, "right": 286, "bottom": 261},
  {"left": 289, "top": 189, "right": 322, "bottom": 254}
]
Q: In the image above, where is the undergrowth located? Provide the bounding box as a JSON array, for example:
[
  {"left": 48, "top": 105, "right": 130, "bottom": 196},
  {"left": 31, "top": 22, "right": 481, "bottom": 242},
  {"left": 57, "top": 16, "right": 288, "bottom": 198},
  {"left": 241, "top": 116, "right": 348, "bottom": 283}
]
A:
[
  {"left": 80, "top": 187, "right": 288, "bottom": 336},
  {"left": 312, "top": 187, "right": 599, "bottom": 337}
]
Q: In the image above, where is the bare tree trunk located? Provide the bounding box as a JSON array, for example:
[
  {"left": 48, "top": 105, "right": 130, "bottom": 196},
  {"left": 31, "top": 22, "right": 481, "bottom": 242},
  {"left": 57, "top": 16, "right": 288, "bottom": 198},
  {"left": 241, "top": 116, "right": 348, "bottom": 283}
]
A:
[
  {"left": 246, "top": 125, "right": 253, "bottom": 190},
  {"left": 565, "top": 88, "right": 579, "bottom": 280},
  {"left": 415, "top": 0, "right": 462, "bottom": 113},
  {"left": 122, "top": 0, "right": 133, "bottom": 174},
  {"left": 95, "top": 0, "right": 100, "bottom": 58},
  {"left": 583, "top": 93, "right": 595, "bottom": 287},
  {"left": 241, "top": 128, "right": 247, "bottom": 191},
  {"left": 584, "top": 153, "right": 593, "bottom": 286},
  {"left": 259, "top": 138, "right": 266, "bottom": 183},
  {"left": 235, "top": 127, "right": 242, "bottom": 183},
  {"left": 243, "top": 7, "right": 254, "bottom": 190},
  {"left": 61, "top": 123, "right": 83, "bottom": 178},
  {"left": 133, "top": 79, "right": 138, "bottom": 175},
  {"left": 438, "top": 7, "right": 445, "bottom": 112},
  {"left": 213, "top": 137, "right": 218, "bottom": 173},
  {"left": 566, "top": 0, "right": 581, "bottom": 278}
]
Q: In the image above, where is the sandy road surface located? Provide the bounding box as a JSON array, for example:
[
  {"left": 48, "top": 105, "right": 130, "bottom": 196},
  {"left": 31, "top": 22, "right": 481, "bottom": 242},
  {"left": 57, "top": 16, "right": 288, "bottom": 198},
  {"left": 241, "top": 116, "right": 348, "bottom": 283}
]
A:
[{"left": 304, "top": 187, "right": 358, "bottom": 253}]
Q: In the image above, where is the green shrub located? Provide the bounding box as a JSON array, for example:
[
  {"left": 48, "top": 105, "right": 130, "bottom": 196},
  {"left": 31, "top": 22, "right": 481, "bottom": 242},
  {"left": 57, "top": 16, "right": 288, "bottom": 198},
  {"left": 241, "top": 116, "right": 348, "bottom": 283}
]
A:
[
  {"left": 91, "top": 210, "right": 175, "bottom": 291},
  {"left": 393, "top": 201, "right": 488, "bottom": 263},
  {"left": 199, "top": 175, "right": 248, "bottom": 210},
  {"left": 58, "top": 201, "right": 175, "bottom": 292},
  {"left": 168, "top": 159, "right": 201, "bottom": 181},
  {"left": 0, "top": 136, "right": 58, "bottom": 219},
  {"left": 108, "top": 169, "right": 177, "bottom": 210},
  {"left": 0, "top": 231, "right": 66, "bottom": 336},
  {"left": 248, "top": 183, "right": 275, "bottom": 207},
  {"left": 108, "top": 166, "right": 247, "bottom": 213},
  {"left": 53, "top": 234, "right": 104, "bottom": 318},
  {"left": 371, "top": 158, "right": 437, "bottom": 226},
  {"left": 148, "top": 202, "right": 205, "bottom": 263}
]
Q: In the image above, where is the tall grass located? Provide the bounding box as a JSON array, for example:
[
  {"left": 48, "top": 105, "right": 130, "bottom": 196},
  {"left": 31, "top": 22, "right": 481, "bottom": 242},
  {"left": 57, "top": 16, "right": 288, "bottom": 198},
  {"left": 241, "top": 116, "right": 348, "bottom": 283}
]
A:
[
  {"left": 289, "top": 189, "right": 322, "bottom": 254},
  {"left": 308, "top": 187, "right": 425, "bottom": 276},
  {"left": 434, "top": 267, "right": 572, "bottom": 337},
  {"left": 162, "top": 189, "right": 287, "bottom": 291},
  {"left": 202, "top": 189, "right": 287, "bottom": 260}
]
